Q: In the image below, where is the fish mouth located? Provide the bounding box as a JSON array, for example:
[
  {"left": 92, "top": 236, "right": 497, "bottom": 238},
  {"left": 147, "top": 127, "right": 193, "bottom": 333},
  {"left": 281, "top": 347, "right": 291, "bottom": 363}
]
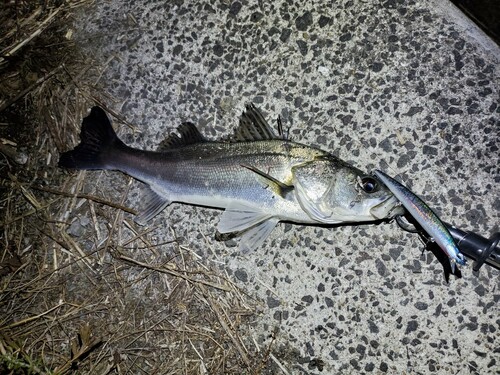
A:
[{"left": 370, "top": 195, "right": 404, "bottom": 219}]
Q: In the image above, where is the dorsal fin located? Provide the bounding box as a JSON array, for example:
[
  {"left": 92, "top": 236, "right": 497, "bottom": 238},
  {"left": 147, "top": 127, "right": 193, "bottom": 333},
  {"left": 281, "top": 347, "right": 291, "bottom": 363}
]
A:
[
  {"left": 157, "top": 122, "right": 205, "bottom": 150},
  {"left": 231, "top": 104, "right": 278, "bottom": 142}
]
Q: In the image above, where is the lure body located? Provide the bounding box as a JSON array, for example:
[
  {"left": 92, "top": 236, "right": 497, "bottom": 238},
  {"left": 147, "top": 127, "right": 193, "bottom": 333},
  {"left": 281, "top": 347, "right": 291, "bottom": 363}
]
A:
[{"left": 374, "top": 170, "right": 466, "bottom": 272}]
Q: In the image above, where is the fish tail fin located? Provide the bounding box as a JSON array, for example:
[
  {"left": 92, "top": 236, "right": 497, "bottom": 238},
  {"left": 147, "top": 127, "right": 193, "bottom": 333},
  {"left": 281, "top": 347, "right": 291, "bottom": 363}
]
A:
[{"left": 58, "top": 106, "right": 125, "bottom": 170}]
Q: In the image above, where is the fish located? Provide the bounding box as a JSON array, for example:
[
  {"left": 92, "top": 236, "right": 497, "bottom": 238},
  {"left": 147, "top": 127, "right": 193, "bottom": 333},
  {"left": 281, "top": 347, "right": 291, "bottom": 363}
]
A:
[
  {"left": 373, "top": 170, "right": 467, "bottom": 272},
  {"left": 59, "top": 104, "right": 404, "bottom": 252}
]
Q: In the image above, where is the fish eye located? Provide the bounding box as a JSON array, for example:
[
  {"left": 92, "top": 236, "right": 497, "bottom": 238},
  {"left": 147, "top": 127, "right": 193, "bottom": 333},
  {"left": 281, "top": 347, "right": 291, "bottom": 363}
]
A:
[{"left": 359, "top": 176, "right": 378, "bottom": 193}]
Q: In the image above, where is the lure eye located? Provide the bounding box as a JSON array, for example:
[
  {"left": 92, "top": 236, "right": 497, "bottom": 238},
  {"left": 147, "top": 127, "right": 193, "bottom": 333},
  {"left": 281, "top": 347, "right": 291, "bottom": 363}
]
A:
[{"left": 359, "top": 176, "right": 378, "bottom": 193}]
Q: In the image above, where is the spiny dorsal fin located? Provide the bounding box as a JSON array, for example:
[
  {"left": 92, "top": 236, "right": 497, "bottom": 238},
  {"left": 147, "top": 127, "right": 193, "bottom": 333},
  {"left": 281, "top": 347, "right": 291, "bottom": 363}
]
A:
[
  {"left": 157, "top": 122, "right": 205, "bottom": 150},
  {"left": 231, "top": 103, "right": 277, "bottom": 142}
]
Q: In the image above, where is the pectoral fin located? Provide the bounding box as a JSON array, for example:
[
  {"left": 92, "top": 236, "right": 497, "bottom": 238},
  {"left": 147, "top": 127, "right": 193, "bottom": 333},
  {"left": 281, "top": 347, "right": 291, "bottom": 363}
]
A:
[{"left": 241, "top": 164, "right": 293, "bottom": 198}]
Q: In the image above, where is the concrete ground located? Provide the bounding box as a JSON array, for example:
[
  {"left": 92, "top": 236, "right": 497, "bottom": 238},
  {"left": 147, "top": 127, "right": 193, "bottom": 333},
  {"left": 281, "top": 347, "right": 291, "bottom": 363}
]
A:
[{"left": 71, "top": 0, "right": 498, "bottom": 373}]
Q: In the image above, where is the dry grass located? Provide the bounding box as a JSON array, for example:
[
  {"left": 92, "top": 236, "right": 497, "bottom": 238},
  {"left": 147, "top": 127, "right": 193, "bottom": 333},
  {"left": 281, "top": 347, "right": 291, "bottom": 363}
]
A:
[{"left": 0, "top": 2, "right": 274, "bottom": 373}]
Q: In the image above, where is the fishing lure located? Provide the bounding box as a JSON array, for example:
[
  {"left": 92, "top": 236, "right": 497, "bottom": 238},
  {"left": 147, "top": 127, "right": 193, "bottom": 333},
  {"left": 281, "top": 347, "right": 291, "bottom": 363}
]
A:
[{"left": 374, "top": 170, "right": 466, "bottom": 273}]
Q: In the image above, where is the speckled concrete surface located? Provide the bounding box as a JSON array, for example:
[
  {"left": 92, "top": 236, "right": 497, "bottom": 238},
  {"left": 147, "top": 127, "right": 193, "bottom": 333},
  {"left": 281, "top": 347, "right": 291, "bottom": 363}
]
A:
[{"left": 71, "top": 0, "right": 498, "bottom": 373}]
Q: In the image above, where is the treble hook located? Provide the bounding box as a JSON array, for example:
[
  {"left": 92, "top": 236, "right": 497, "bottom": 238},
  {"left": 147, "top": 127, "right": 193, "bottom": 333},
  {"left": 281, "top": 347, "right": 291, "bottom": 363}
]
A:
[{"left": 394, "top": 214, "right": 500, "bottom": 272}]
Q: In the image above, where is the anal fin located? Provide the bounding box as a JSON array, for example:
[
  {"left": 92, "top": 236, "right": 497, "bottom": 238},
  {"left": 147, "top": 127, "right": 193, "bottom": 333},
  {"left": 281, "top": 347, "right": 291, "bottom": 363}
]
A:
[{"left": 135, "top": 187, "right": 171, "bottom": 225}]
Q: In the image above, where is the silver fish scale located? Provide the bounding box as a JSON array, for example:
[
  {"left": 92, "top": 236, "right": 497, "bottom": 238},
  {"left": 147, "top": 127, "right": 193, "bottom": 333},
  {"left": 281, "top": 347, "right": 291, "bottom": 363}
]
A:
[{"left": 113, "top": 140, "right": 327, "bottom": 201}]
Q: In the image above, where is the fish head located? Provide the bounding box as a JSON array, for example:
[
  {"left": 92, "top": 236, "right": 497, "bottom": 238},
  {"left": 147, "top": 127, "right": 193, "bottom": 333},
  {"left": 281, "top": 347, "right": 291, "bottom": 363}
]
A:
[{"left": 292, "top": 157, "right": 404, "bottom": 223}]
